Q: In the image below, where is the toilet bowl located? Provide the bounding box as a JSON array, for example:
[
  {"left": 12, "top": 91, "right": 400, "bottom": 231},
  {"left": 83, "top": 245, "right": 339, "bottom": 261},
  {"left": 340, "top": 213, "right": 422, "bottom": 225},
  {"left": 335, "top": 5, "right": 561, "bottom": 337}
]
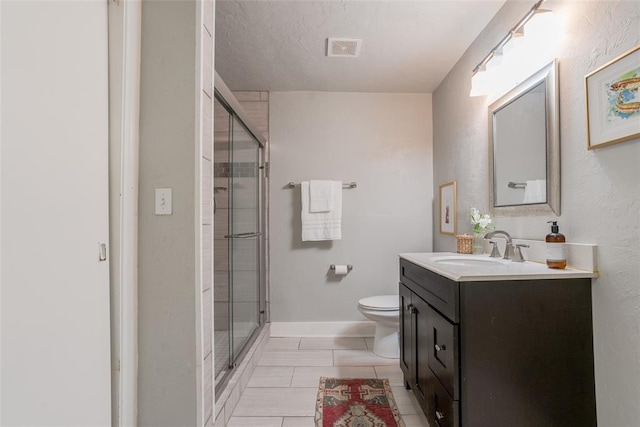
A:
[{"left": 357, "top": 295, "right": 400, "bottom": 359}]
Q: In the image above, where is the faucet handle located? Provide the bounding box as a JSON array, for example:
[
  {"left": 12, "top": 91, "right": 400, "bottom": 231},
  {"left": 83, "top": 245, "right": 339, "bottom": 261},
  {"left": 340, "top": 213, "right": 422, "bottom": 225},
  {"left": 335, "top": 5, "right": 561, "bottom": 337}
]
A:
[
  {"left": 512, "top": 244, "right": 530, "bottom": 262},
  {"left": 488, "top": 240, "right": 501, "bottom": 258}
]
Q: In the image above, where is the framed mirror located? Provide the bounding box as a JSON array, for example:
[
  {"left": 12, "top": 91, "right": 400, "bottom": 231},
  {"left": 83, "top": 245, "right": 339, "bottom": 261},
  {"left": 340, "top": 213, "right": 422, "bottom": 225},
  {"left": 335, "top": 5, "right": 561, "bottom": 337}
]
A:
[{"left": 488, "top": 60, "right": 559, "bottom": 216}]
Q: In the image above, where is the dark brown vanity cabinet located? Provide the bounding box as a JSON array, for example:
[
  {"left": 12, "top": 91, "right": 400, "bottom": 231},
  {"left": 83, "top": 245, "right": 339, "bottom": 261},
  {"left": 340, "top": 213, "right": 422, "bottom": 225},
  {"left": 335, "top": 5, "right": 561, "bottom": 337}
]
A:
[{"left": 399, "top": 258, "right": 597, "bottom": 427}]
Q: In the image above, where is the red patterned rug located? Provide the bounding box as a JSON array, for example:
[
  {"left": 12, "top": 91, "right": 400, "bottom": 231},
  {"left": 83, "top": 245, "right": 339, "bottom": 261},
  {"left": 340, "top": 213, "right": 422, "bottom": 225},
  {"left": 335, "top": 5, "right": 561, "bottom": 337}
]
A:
[{"left": 315, "top": 377, "right": 405, "bottom": 427}]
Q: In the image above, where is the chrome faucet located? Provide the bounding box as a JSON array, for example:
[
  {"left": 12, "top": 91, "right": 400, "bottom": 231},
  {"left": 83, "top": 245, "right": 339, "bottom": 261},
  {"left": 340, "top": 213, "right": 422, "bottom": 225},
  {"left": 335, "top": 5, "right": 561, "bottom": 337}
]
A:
[{"left": 484, "top": 230, "right": 515, "bottom": 260}]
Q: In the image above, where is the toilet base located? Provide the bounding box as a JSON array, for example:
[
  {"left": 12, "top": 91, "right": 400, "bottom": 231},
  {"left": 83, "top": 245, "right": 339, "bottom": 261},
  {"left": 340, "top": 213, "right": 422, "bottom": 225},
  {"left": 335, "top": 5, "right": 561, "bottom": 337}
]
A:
[{"left": 372, "top": 324, "right": 399, "bottom": 359}]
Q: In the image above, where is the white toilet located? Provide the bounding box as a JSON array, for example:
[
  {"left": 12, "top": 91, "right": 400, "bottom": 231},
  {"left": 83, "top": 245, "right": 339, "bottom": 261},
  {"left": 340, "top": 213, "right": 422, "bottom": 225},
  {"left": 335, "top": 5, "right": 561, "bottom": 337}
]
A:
[{"left": 357, "top": 295, "right": 400, "bottom": 359}]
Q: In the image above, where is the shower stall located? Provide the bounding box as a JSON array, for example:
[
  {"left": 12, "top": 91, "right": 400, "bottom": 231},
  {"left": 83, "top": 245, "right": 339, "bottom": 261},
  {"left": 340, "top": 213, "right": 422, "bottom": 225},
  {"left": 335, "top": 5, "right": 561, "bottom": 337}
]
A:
[{"left": 212, "top": 88, "right": 267, "bottom": 394}]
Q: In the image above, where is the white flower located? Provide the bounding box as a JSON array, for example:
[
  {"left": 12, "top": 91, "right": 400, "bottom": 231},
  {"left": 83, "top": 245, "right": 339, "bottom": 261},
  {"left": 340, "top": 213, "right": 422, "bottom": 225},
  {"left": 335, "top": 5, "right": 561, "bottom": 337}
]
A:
[
  {"left": 470, "top": 207, "right": 481, "bottom": 224},
  {"left": 470, "top": 207, "right": 494, "bottom": 234},
  {"left": 478, "top": 214, "right": 492, "bottom": 229}
]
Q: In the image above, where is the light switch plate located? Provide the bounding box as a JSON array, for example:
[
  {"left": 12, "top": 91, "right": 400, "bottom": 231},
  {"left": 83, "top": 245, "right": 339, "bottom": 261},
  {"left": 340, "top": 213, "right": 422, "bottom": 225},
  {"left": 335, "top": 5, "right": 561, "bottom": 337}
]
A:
[{"left": 155, "top": 188, "right": 172, "bottom": 215}]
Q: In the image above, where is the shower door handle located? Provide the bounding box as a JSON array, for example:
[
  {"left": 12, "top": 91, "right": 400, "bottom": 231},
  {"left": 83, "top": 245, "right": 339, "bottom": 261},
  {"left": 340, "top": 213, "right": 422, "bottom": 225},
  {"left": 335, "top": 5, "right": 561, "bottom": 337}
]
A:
[
  {"left": 224, "top": 232, "right": 262, "bottom": 239},
  {"left": 212, "top": 186, "right": 227, "bottom": 216}
]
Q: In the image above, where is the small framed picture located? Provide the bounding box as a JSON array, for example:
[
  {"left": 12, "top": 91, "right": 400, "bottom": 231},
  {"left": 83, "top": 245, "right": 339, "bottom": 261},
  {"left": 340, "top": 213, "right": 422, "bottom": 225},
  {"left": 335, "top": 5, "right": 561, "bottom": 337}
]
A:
[
  {"left": 439, "top": 181, "right": 457, "bottom": 235},
  {"left": 586, "top": 45, "right": 640, "bottom": 149}
]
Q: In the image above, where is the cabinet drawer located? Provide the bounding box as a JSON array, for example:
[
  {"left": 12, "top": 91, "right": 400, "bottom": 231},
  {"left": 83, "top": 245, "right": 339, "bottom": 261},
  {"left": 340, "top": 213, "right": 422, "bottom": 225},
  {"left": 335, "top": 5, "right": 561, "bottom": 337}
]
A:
[
  {"left": 400, "top": 259, "right": 459, "bottom": 322},
  {"left": 428, "top": 375, "right": 459, "bottom": 427},
  {"left": 427, "top": 305, "right": 459, "bottom": 399}
]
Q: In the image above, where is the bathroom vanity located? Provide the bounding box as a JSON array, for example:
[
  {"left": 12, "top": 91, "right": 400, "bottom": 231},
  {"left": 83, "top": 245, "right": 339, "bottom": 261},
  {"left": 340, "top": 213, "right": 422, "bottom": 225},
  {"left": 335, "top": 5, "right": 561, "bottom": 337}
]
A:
[{"left": 398, "top": 253, "right": 597, "bottom": 427}]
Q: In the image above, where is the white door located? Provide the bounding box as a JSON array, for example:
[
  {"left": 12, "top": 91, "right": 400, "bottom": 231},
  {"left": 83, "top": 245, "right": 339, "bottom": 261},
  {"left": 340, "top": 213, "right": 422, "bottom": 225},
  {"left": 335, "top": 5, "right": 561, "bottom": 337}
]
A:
[{"left": 1, "top": 1, "right": 112, "bottom": 425}]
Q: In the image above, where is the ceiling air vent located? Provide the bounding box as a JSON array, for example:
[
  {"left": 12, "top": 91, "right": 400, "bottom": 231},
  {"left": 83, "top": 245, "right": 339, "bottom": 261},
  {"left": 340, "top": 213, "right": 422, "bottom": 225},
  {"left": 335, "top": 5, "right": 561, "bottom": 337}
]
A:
[{"left": 327, "top": 38, "right": 362, "bottom": 58}]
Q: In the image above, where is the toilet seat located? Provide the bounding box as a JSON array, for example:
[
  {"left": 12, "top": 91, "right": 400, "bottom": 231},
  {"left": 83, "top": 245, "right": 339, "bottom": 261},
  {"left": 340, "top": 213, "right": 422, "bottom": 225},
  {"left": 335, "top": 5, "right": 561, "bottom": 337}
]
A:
[{"left": 358, "top": 295, "right": 399, "bottom": 311}]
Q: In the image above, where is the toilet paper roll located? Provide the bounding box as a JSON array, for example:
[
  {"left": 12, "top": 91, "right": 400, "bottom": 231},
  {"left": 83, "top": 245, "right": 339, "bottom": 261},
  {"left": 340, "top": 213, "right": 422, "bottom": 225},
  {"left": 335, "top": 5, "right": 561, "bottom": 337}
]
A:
[{"left": 333, "top": 265, "right": 349, "bottom": 275}]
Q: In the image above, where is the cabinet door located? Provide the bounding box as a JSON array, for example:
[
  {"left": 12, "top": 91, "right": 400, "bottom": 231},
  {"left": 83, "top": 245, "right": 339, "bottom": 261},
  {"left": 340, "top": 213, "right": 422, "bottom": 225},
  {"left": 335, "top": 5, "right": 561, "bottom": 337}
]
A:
[
  {"left": 413, "top": 295, "right": 431, "bottom": 405},
  {"left": 399, "top": 283, "right": 413, "bottom": 386}
]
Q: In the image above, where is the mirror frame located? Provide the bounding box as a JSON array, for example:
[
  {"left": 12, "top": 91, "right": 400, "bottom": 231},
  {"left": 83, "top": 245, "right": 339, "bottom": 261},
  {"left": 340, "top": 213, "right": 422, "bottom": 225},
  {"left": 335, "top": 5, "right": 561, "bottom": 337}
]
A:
[{"left": 488, "top": 60, "right": 560, "bottom": 217}]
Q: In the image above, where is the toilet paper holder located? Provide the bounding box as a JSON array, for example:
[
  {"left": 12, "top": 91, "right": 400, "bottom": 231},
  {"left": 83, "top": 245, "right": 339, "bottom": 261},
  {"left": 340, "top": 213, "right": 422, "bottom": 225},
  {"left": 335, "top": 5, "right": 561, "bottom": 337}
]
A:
[{"left": 330, "top": 264, "right": 353, "bottom": 272}]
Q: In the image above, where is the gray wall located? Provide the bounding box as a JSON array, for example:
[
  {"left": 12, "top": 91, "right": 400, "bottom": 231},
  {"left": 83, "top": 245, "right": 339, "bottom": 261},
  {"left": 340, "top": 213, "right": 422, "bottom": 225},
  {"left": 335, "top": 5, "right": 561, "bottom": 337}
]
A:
[
  {"left": 138, "top": 1, "right": 197, "bottom": 425},
  {"left": 270, "top": 92, "right": 433, "bottom": 324},
  {"left": 433, "top": 1, "right": 640, "bottom": 424}
]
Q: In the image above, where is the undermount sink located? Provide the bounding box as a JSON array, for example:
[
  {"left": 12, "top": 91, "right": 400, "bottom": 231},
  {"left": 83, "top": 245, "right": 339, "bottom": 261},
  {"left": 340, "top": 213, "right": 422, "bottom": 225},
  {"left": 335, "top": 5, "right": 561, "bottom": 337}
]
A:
[{"left": 429, "top": 255, "right": 507, "bottom": 267}]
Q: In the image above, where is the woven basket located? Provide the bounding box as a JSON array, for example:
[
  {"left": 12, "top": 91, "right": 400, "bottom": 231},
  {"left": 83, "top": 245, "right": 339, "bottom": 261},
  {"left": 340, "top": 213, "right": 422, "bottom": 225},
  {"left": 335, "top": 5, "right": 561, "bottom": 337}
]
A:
[{"left": 456, "top": 234, "right": 473, "bottom": 254}]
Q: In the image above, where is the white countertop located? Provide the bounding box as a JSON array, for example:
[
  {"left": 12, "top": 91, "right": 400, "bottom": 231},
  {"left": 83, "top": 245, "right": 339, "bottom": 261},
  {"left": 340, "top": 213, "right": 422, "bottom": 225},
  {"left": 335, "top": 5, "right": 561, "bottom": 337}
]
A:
[{"left": 399, "top": 252, "right": 598, "bottom": 282}]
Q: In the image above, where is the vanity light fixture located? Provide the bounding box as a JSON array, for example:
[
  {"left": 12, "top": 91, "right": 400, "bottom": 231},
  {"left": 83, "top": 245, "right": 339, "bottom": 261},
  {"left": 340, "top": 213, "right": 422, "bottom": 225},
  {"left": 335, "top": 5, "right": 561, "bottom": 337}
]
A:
[{"left": 470, "top": 0, "right": 560, "bottom": 97}]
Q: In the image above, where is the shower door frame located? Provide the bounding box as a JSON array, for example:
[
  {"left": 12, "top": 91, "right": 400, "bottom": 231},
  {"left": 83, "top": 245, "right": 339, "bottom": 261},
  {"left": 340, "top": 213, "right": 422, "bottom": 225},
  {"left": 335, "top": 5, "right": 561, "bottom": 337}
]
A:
[{"left": 213, "top": 84, "right": 267, "bottom": 397}]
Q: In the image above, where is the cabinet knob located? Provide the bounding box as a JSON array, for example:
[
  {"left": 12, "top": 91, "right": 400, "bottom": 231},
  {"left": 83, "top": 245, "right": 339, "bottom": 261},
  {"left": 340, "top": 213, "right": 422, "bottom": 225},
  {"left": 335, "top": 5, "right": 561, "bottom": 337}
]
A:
[
  {"left": 435, "top": 344, "right": 446, "bottom": 352},
  {"left": 436, "top": 410, "right": 445, "bottom": 420}
]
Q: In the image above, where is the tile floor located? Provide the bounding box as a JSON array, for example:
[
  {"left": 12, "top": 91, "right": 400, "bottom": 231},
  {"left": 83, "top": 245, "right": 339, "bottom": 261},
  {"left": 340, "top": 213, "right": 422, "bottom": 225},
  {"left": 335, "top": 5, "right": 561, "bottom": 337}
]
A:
[{"left": 227, "top": 337, "right": 429, "bottom": 426}]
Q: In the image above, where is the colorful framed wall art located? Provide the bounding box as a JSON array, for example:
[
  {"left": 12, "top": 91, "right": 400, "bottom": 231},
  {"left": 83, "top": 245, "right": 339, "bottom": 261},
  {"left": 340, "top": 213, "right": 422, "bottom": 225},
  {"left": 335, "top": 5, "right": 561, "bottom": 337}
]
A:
[{"left": 586, "top": 45, "right": 640, "bottom": 149}]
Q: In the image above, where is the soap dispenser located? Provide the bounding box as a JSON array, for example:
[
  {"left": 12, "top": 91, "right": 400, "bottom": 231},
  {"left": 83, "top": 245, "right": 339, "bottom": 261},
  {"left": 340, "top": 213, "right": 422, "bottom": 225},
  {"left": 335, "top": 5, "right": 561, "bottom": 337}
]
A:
[{"left": 545, "top": 221, "right": 566, "bottom": 269}]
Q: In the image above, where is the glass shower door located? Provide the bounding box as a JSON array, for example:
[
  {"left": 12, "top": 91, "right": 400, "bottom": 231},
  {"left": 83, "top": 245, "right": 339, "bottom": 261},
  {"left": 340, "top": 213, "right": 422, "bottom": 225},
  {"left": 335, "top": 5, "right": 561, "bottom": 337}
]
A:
[
  {"left": 213, "top": 91, "right": 265, "bottom": 394},
  {"left": 228, "top": 116, "right": 262, "bottom": 362},
  {"left": 213, "top": 97, "right": 231, "bottom": 382}
]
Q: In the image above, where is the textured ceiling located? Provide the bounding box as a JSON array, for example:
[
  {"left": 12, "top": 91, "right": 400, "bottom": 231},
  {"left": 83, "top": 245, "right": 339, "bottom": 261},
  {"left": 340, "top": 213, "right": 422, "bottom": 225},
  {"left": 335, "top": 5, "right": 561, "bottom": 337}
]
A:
[{"left": 215, "top": 0, "right": 506, "bottom": 93}]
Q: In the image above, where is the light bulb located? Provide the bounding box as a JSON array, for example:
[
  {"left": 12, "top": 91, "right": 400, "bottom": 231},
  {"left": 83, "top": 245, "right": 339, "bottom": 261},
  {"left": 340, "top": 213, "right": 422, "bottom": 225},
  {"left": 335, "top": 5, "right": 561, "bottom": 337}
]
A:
[
  {"left": 470, "top": 71, "right": 490, "bottom": 97},
  {"left": 524, "top": 10, "right": 561, "bottom": 49},
  {"left": 502, "top": 33, "right": 524, "bottom": 57}
]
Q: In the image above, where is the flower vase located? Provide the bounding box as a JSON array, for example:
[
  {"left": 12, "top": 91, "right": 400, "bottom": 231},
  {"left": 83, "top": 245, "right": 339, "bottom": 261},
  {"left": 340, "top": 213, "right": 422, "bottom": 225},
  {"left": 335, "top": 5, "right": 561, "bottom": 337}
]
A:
[{"left": 473, "top": 232, "right": 485, "bottom": 255}]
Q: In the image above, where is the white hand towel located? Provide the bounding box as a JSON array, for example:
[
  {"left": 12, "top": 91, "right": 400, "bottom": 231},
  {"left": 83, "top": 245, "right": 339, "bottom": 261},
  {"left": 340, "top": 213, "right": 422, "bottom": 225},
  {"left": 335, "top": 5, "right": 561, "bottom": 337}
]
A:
[
  {"left": 523, "top": 179, "right": 546, "bottom": 204},
  {"left": 301, "top": 181, "right": 342, "bottom": 241},
  {"left": 309, "top": 180, "right": 334, "bottom": 212}
]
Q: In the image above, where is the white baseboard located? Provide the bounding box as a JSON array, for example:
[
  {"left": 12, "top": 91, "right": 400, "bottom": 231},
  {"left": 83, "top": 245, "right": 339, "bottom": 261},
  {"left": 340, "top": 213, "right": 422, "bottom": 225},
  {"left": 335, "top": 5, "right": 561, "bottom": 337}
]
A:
[{"left": 270, "top": 321, "right": 376, "bottom": 338}]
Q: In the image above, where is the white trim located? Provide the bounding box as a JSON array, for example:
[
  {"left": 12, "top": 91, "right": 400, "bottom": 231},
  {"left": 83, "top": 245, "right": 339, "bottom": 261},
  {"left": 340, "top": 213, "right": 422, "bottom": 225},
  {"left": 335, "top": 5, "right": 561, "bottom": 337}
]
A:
[
  {"left": 270, "top": 321, "right": 376, "bottom": 338},
  {"left": 194, "top": 1, "right": 204, "bottom": 425},
  {"left": 0, "top": 1, "right": 4, "bottom": 420},
  {"left": 116, "top": 1, "right": 141, "bottom": 425}
]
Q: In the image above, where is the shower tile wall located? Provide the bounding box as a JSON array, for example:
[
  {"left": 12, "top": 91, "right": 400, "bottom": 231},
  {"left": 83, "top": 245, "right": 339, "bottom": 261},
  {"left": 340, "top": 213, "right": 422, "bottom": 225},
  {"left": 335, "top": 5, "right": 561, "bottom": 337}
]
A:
[{"left": 213, "top": 91, "right": 269, "bottom": 382}]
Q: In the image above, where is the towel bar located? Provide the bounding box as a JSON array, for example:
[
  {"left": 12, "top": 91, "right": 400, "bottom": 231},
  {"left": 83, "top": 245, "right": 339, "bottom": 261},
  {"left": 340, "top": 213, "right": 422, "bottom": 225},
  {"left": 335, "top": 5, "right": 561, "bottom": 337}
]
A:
[
  {"left": 224, "top": 232, "right": 262, "bottom": 239},
  {"left": 508, "top": 181, "right": 527, "bottom": 189},
  {"left": 286, "top": 181, "right": 357, "bottom": 189}
]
